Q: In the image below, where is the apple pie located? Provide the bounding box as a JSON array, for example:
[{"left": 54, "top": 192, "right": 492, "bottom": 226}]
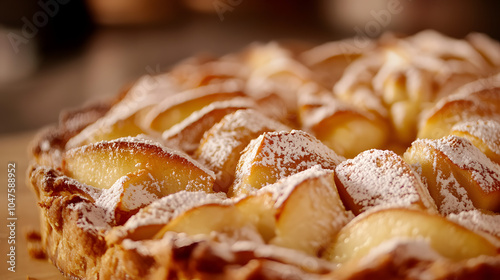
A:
[{"left": 29, "top": 30, "right": 500, "bottom": 279}]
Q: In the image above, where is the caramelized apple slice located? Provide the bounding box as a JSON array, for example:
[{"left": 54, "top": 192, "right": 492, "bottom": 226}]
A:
[
  {"left": 404, "top": 136, "right": 500, "bottom": 213},
  {"left": 196, "top": 109, "right": 290, "bottom": 193},
  {"left": 162, "top": 99, "right": 254, "bottom": 154},
  {"left": 418, "top": 84, "right": 500, "bottom": 139},
  {"left": 265, "top": 166, "right": 351, "bottom": 255},
  {"left": 323, "top": 208, "right": 498, "bottom": 264},
  {"left": 301, "top": 101, "right": 389, "bottom": 159},
  {"left": 62, "top": 137, "right": 215, "bottom": 193},
  {"left": 450, "top": 120, "right": 500, "bottom": 165},
  {"left": 230, "top": 130, "right": 345, "bottom": 196},
  {"left": 145, "top": 82, "right": 246, "bottom": 132},
  {"left": 335, "top": 149, "right": 437, "bottom": 215}
]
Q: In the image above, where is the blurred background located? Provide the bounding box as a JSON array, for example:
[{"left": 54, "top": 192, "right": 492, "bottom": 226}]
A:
[{"left": 1, "top": 0, "right": 500, "bottom": 134}]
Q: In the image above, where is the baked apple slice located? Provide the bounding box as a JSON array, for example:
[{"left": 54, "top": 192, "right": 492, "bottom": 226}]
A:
[
  {"left": 230, "top": 130, "right": 345, "bottom": 196},
  {"left": 404, "top": 136, "right": 500, "bottom": 214},
  {"left": 447, "top": 209, "right": 500, "bottom": 241},
  {"left": 323, "top": 208, "right": 498, "bottom": 264},
  {"left": 301, "top": 101, "right": 389, "bottom": 159},
  {"left": 162, "top": 98, "right": 254, "bottom": 154},
  {"left": 450, "top": 119, "right": 500, "bottom": 165},
  {"left": 153, "top": 203, "right": 254, "bottom": 239},
  {"left": 235, "top": 193, "right": 277, "bottom": 242},
  {"left": 265, "top": 166, "right": 351, "bottom": 255},
  {"left": 335, "top": 149, "right": 437, "bottom": 215},
  {"left": 62, "top": 137, "right": 215, "bottom": 194},
  {"left": 65, "top": 105, "right": 146, "bottom": 149},
  {"left": 196, "top": 109, "right": 290, "bottom": 193},
  {"left": 236, "top": 166, "right": 351, "bottom": 255},
  {"left": 145, "top": 82, "right": 246, "bottom": 132},
  {"left": 418, "top": 83, "right": 500, "bottom": 139},
  {"left": 107, "top": 191, "right": 226, "bottom": 243},
  {"left": 151, "top": 192, "right": 259, "bottom": 241}
]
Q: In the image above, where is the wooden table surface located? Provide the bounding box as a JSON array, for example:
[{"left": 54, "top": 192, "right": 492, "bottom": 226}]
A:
[{"left": 0, "top": 131, "right": 65, "bottom": 280}]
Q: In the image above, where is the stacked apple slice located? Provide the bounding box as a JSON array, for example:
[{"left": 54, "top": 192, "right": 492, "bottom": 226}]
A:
[
  {"left": 298, "top": 84, "right": 389, "bottom": 158},
  {"left": 450, "top": 119, "right": 500, "bottom": 165},
  {"left": 196, "top": 109, "right": 290, "bottom": 192},
  {"left": 418, "top": 82, "right": 500, "bottom": 140},
  {"left": 252, "top": 166, "right": 352, "bottom": 255},
  {"left": 119, "top": 166, "right": 351, "bottom": 258},
  {"left": 335, "top": 149, "right": 437, "bottom": 215},
  {"left": 404, "top": 135, "right": 500, "bottom": 214},
  {"left": 230, "top": 130, "right": 345, "bottom": 196},
  {"left": 62, "top": 137, "right": 216, "bottom": 222},
  {"left": 144, "top": 82, "right": 247, "bottom": 133},
  {"left": 323, "top": 208, "right": 498, "bottom": 265}
]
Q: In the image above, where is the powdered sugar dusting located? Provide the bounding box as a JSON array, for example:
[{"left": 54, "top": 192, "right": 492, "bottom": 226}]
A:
[
  {"left": 435, "top": 169, "right": 475, "bottom": 215},
  {"left": 79, "top": 136, "right": 215, "bottom": 180},
  {"left": 452, "top": 120, "right": 500, "bottom": 156},
  {"left": 162, "top": 98, "right": 255, "bottom": 141},
  {"left": 122, "top": 181, "right": 160, "bottom": 210},
  {"left": 259, "top": 165, "right": 332, "bottom": 208},
  {"left": 67, "top": 201, "right": 111, "bottom": 234},
  {"left": 335, "top": 149, "right": 434, "bottom": 213},
  {"left": 121, "top": 191, "right": 228, "bottom": 231},
  {"left": 95, "top": 176, "right": 127, "bottom": 221},
  {"left": 447, "top": 210, "right": 500, "bottom": 240},
  {"left": 94, "top": 174, "right": 161, "bottom": 222},
  {"left": 234, "top": 130, "right": 345, "bottom": 191},
  {"left": 196, "top": 109, "right": 290, "bottom": 178},
  {"left": 425, "top": 136, "right": 500, "bottom": 193}
]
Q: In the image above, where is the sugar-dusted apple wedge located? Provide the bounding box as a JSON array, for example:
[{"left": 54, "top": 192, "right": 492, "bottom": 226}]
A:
[
  {"left": 162, "top": 98, "right": 254, "bottom": 154},
  {"left": 261, "top": 166, "right": 352, "bottom": 255},
  {"left": 323, "top": 208, "right": 498, "bottom": 264},
  {"left": 404, "top": 135, "right": 500, "bottom": 214},
  {"left": 450, "top": 119, "right": 500, "bottom": 165},
  {"left": 62, "top": 137, "right": 215, "bottom": 193},
  {"left": 196, "top": 109, "right": 290, "bottom": 193},
  {"left": 152, "top": 194, "right": 259, "bottom": 241},
  {"left": 144, "top": 81, "right": 247, "bottom": 132},
  {"left": 418, "top": 81, "right": 500, "bottom": 139},
  {"left": 335, "top": 149, "right": 437, "bottom": 215},
  {"left": 447, "top": 209, "right": 500, "bottom": 242},
  {"left": 106, "top": 191, "right": 228, "bottom": 243},
  {"left": 229, "top": 130, "right": 345, "bottom": 196}
]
